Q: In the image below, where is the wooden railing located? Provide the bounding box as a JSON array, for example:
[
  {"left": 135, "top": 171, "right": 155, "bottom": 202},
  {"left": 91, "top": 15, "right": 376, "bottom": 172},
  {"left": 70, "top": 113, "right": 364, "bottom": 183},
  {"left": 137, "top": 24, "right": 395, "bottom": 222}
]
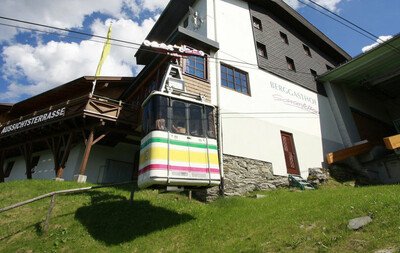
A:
[{"left": 0, "top": 94, "right": 140, "bottom": 138}]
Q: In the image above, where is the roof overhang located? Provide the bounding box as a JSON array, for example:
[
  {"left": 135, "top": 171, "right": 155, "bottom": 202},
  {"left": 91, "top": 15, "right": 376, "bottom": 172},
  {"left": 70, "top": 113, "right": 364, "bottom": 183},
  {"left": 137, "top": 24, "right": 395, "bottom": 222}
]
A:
[
  {"left": 136, "top": 26, "right": 220, "bottom": 65},
  {"left": 136, "top": 0, "right": 350, "bottom": 65},
  {"left": 7, "top": 76, "right": 134, "bottom": 117},
  {"left": 318, "top": 35, "right": 400, "bottom": 88}
]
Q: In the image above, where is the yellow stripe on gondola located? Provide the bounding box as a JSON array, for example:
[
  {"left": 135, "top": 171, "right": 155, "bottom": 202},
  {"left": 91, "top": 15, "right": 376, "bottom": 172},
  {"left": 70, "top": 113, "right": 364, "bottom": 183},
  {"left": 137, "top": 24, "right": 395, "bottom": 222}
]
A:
[{"left": 140, "top": 146, "right": 219, "bottom": 165}]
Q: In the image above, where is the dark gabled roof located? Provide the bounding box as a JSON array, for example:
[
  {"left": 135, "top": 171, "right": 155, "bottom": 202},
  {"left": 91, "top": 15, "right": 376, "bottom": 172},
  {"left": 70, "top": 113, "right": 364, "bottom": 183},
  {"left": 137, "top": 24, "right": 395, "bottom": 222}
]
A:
[
  {"left": 136, "top": 0, "right": 350, "bottom": 64},
  {"left": 8, "top": 76, "right": 134, "bottom": 117},
  {"left": 0, "top": 103, "right": 13, "bottom": 114}
]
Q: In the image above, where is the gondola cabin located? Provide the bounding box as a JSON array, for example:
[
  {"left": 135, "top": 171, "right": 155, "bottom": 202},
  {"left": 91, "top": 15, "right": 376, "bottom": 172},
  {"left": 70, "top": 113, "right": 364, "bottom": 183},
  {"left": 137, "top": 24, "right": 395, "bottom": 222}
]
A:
[{"left": 138, "top": 63, "right": 221, "bottom": 189}]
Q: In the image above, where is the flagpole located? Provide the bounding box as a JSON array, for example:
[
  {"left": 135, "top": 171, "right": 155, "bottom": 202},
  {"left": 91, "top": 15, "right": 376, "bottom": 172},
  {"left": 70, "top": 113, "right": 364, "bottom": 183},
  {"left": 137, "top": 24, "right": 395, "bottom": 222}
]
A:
[
  {"left": 91, "top": 23, "right": 112, "bottom": 96},
  {"left": 91, "top": 80, "right": 97, "bottom": 96}
]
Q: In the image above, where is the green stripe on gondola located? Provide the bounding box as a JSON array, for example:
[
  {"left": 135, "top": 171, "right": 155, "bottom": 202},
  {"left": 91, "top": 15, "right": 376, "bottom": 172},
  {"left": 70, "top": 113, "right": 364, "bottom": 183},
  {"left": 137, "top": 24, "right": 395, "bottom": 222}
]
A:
[{"left": 141, "top": 137, "right": 218, "bottom": 150}]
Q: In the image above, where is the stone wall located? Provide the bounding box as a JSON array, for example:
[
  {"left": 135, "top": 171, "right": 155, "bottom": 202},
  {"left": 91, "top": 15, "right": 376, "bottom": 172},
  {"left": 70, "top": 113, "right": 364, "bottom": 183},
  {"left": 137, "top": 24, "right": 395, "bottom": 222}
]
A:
[{"left": 194, "top": 154, "right": 288, "bottom": 201}]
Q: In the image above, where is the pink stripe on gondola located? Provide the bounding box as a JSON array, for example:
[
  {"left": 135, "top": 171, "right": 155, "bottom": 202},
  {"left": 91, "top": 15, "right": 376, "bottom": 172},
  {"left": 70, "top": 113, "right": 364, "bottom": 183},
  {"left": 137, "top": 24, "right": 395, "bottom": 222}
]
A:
[{"left": 139, "top": 164, "right": 220, "bottom": 175}]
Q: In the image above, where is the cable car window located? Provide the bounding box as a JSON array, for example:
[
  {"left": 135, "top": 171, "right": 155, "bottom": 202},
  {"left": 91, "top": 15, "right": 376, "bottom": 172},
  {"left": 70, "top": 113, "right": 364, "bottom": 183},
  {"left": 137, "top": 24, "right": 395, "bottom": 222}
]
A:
[
  {"left": 142, "top": 99, "right": 152, "bottom": 136},
  {"left": 206, "top": 106, "right": 216, "bottom": 138},
  {"left": 153, "top": 96, "right": 168, "bottom": 131},
  {"left": 172, "top": 101, "right": 187, "bottom": 134},
  {"left": 189, "top": 104, "right": 204, "bottom": 137}
]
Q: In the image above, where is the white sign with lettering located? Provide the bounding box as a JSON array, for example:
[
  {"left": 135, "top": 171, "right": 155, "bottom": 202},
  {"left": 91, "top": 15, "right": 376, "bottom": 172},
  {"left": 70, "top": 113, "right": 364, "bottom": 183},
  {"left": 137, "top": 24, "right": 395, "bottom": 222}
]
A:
[
  {"left": 270, "top": 81, "right": 319, "bottom": 115},
  {"left": 1, "top": 107, "right": 66, "bottom": 135}
]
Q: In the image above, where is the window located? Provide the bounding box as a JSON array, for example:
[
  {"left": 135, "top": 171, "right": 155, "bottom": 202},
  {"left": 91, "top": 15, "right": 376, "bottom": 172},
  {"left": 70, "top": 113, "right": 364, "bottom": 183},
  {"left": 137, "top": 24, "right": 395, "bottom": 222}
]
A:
[
  {"left": 286, "top": 57, "right": 296, "bottom": 71},
  {"left": 303, "top": 44, "right": 312, "bottom": 57},
  {"left": 252, "top": 16, "right": 262, "bottom": 30},
  {"left": 256, "top": 42, "right": 267, "bottom": 58},
  {"left": 185, "top": 55, "right": 206, "bottom": 79},
  {"left": 172, "top": 101, "right": 187, "bottom": 134},
  {"left": 280, "top": 31, "right": 289, "bottom": 44},
  {"left": 206, "top": 107, "right": 216, "bottom": 138},
  {"left": 310, "top": 69, "right": 317, "bottom": 78},
  {"left": 326, "top": 64, "right": 333, "bottom": 71},
  {"left": 4, "top": 161, "right": 15, "bottom": 178},
  {"left": 189, "top": 105, "right": 204, "bottom": 137},
  {"left": 221, "top": 64, "right": 250, "bottom": 95}
]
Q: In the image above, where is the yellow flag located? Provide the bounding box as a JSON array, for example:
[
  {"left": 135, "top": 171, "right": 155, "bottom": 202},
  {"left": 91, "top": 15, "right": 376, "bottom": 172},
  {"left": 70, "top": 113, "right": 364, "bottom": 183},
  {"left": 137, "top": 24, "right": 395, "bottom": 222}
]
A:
[{"left": 95, "top": 24, "right": 112, "bottom": 77}]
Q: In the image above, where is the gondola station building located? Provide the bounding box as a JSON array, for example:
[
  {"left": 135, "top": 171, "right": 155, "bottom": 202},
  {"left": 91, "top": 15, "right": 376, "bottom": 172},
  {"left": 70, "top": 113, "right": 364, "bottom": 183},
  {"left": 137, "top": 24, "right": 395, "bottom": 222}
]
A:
[{"left": 1, "top": 0, "right": 400, "bottom": 196}]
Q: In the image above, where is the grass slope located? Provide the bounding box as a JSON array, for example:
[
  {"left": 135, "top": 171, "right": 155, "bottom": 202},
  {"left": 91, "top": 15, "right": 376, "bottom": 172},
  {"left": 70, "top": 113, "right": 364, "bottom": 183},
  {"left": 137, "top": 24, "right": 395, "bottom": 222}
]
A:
[{"left": 0, "top": 180, "right": 399, "bottom": 252}]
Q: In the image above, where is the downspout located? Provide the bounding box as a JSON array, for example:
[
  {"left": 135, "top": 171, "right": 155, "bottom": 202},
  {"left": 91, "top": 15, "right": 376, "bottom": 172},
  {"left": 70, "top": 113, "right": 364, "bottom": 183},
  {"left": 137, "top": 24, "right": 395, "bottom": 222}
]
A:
[{"left": 213, "top": 0, "right": 224, "bottom": 195}]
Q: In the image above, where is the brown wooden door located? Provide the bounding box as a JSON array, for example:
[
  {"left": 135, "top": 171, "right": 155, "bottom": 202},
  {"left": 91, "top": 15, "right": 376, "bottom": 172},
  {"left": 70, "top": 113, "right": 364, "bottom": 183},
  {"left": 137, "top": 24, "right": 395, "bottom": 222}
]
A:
[{"left": 281, "top": 131, "right": 300, "bottom": 175}]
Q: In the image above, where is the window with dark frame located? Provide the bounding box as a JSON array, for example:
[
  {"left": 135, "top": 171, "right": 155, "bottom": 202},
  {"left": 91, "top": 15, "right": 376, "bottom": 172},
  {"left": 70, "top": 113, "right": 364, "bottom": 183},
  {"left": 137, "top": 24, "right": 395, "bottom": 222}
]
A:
[
  {"left": 303, "top": 44, "right": 312, "bottom": 57},
  {"left": 310, "top": 69, "right": 317, "bottom": 78},
  {"left": 183, "top": 17, "right": 189, "bottom": 28},
  {"left": 256, "top": 42, "right": 267, "bottom": 58},
  {"left": 252, "top": 16, "right": 262, "bottom": 30},
  {"left": 185, "top": 55, "right": 206, "bottom": 79},
  {"left": 4, "top": 161, "right": 15, "bottom": 178},
  {"left": 286, "top": 57, "right": 296, "bottom": 71},
  {"left": 221, "top": 64, "right": 250, "bottom": 95},
  {"left": 172, "top": 101, "right": 187, "bottom": 134},
  {"left": 189, "top": 104, "right": 204, "bottom": 137},
  {"left": 280, "top": 31, "right": 289, "bottom": 44}
]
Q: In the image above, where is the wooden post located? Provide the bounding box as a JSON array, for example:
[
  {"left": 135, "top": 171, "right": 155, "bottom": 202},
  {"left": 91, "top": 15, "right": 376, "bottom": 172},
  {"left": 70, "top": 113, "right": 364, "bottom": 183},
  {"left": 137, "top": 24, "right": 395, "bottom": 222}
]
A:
[
  {"left": 78, "top": 129, "right": 94, "bottom": 176},
  {"left": 57, "top": 133, "right": 74, "bottom": 179},
  {"left": 20, "top": 143, "right": 33, "bottom": 179},
  {"left": 0, "top": 150, "right": 5, "bottom": 183},
  {"left": 42, "top": 194, "right": 56, "bottom": 233},
  {"left": 46, "top": 136, "right": 61, "bottom": 178}
]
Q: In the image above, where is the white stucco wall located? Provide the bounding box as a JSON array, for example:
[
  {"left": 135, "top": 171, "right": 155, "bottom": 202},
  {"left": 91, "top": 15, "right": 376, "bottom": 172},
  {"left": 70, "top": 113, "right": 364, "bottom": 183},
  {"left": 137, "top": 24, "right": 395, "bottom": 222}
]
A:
[
  {"left": 3, "top": 143, "right": 139, "bottom": 183},
  {"left": 203, "top": 0, "right": 343, "bottom": 177}
]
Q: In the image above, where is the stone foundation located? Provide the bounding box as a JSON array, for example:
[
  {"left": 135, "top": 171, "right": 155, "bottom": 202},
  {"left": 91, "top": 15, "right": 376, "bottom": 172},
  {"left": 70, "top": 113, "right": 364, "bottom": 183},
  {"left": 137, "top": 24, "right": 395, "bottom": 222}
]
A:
[{"left": 194, "top": 154, "right": 288, "bottom": 201}]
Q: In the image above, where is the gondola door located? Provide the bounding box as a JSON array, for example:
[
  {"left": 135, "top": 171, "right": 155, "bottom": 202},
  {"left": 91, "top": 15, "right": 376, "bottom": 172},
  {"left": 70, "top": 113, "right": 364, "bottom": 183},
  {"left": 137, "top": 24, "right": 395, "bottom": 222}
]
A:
[
  {"left": 281, "top": 131, "right": 300, "bottom": 175},
  {"left": 169, "top": 100, "right": 190, "bottom": 179},
  {"left": 187, "top": 104, "right": 209, "bottom": 181}
]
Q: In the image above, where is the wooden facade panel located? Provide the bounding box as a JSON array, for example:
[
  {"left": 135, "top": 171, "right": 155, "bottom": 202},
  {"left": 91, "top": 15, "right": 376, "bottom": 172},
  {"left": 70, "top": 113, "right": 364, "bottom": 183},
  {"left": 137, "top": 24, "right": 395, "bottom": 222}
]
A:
[{"left": 183, "top": 75, "right": 211, "bottom": 102}]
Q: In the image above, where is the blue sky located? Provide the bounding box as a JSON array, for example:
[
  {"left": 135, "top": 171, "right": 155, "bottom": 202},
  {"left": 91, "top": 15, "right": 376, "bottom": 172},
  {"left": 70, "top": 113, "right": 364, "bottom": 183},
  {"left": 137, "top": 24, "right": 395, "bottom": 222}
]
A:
[{"left": 0, "top": 0, "right": 398, "bottom": 103}]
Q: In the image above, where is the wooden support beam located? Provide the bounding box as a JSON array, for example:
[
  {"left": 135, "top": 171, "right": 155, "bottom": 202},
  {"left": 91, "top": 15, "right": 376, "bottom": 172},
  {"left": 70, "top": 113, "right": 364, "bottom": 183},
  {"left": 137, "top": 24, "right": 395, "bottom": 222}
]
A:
[
  {"left": 326, "top": 141, "right": 373, "bottom": 165},
  {"left": 57, "top": 133, "right": 75, "bottom": 178},
  {"left": 78, "top": 129, "right": 94, "bottom": 176},
  {"left": 20, "top": 143, "right": 33, "bottom": 179},
  {"left": 383, "top": 134, "right": 400, "bottom": 150},
  {"left": 92, "top": 132, "right": 109, "bottom": 145}
]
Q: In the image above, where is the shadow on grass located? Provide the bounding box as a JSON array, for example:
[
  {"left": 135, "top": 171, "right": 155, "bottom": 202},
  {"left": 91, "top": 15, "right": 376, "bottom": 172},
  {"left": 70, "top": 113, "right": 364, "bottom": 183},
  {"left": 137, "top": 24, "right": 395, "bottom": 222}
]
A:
[{"left": 75, "top": 191, "right": 194, "bottom": 245}]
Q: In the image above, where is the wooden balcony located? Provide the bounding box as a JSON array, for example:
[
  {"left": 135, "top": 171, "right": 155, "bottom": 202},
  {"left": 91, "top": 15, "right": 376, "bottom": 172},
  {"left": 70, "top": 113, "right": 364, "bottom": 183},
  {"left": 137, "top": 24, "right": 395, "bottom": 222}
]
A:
[{"left": 0, "top": 94, "right": 140, "bottom": 139}]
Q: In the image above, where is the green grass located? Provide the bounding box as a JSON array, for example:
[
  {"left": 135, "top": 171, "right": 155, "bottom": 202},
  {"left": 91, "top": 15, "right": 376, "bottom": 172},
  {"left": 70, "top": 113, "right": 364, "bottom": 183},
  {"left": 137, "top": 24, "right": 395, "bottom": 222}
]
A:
[{"left": 0, "top": 180, "right": 399, "bottom": 252}]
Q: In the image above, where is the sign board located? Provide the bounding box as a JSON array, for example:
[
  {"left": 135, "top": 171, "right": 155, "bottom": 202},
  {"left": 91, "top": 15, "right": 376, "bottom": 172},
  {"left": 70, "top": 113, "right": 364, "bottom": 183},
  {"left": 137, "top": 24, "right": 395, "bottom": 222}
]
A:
[
  {"left": 1, "top": 107, "right": 66, "bottom": 135},
  {"left": 270, "top": 81, "right": 319, "bottom": 115},
  {"left": 143, "top": 40, "right": 205, "bottom": 57}
]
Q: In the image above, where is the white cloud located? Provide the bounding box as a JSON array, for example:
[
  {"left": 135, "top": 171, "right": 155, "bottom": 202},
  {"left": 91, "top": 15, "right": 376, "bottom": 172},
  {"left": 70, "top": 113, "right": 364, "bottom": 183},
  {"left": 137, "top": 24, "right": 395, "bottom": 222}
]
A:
[
  {"left": 0, "top": 17, "right": 158, "bottom": 101},
  {"left": 141, "top": 0, "right": 170, "bottom": 12},
  {"left": 361, "top": 35, "right": 393, "bottom": 53},
  {"left": 0, "top": 0, "right": 170, "bottom": 42},
  {"left": 283, "top": 0, "right": 344, "bottom": 12},
  {"left": 0, "top": 0, "right": 170, "bottom": 101}
]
